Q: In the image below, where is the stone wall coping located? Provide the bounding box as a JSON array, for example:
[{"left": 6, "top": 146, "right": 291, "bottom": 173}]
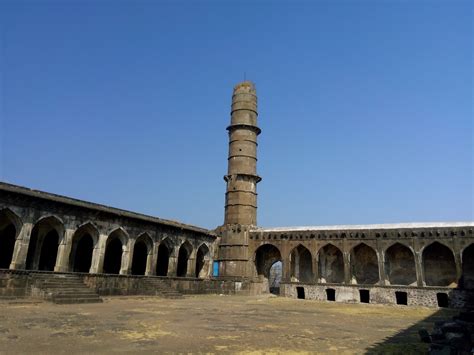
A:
[
  {"left": 255, "top": 222, "right": 474, "bottom": 233},
  {"left": 0, "top": 182, "right": 214, "bottom": 237},
  {"left": 280, "top": 281, "right": 461, "bottom": 291}
]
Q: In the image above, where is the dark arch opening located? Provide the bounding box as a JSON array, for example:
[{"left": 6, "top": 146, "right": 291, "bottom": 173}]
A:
[
  {"left": 423, "top": 242, "right": 456, "bottom": 286},
  {"left": 462, "top": 244, "right": 474, "bottom": 289},
  {"left": 351, "top": 244, "right": 379, "bottom": 284},
  {"left": 131, "top": 240, "right": 148, "bottom": 275},
  {"left": 71, "top": 233, "right": 94, "bottom": 273},
  {"left": 156, "top": 243, "right": 170, "bottom": 276},
  {"left": 26, "top": 218, "right": 63, "bottom": 271},
  {"left": 195, "top": 244, "right": 209, "bottom": 278},
  {"left": 38, "top": 230, "right": 59, "bottom": 271},
  {"left": 318, "top": 244, "right": 344, "bottom": 283},
  {"left": 177, "top": 243, "right": 192, "bottom": 277},
  {"left": 0, "top": 223, "right": 16, "bottom": 269},
  {"left": 103, "top": 237, "right": 123, "bottom": 274},
  {"left": 385, "top": 243, "right": 416, "bottom": 285},
  {"left": 255, "top": 244, "right": 282, "bottom": 293},
  {"left": 290, "top": 245, "right": 313, "bottom": 283}
]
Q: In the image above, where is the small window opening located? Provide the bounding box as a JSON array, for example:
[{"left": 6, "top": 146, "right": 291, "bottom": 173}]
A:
[
  {"left": 326, "top": 288, "right": 336, "bottom": 301},
  {"left": 395, "top": 291, "right": 408, "bottom": 305},
  {"left": 359, "top": 289, "right": 370, "bottom": 303},
  {"left": 436, "top": 293, "right": 449, "bottom": 308},
  {"left": 296, "top": 286, "right": 305, "bottom": 299}
]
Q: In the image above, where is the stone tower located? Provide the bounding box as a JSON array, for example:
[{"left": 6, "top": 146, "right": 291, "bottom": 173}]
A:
[
  {"left": 218, "top": 81, "right": 261, "bottom": 277},
  {"left": 224, "top": 81, "right": 261, "bottom": 225}
]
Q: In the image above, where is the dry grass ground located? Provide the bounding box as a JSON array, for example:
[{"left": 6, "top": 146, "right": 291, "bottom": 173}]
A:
[{"left": 0, "top": 294, "right": 455, "bottom": 354}]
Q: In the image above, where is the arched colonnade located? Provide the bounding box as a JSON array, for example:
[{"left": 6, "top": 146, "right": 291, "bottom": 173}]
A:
[
  {"left": 0, "top": 209, "right": 212, "bottom": 278},
  {"left": 253, "top": 240, "right": 474, "bottom": 287}
]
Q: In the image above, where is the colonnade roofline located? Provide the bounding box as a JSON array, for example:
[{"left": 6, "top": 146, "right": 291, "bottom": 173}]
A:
[
  {"left": 0, "top": 182, "right": 214, "bottom": 237},
  {"left": 254, "top": 222, "right": 474, "bottom": 232}
]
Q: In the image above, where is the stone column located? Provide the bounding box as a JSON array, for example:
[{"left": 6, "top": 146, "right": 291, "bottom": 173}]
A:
[
  {"left": 31, "top": 229, "right": 46, "bottom": 270},
  {"left": 146, "top": 243, "right": 158, "bottom": 276},
  {"left": 10, "top": 222, "right": 33, "bottom": 270},
  {"left": 120, "top": 239, "right": 132, "bottom": 275},
  {"left": 187, "top": 258, "right": 196, "bottom": 278},
  {"left": 282, "top": 255, "right": 291, "bottom": 282},
  {"left": 90, "top": 234, "right": 107, "bottom": 274},
  {"left": 454, "top": 251, "right": 462, "bottom": 284},
  {"left": 414, "top": 251, "right": 425, "bottom": 287},
  {"left": 343, "top": 252, "right": 351, "bottom": 284},
  {"left": 168, "top": 249, "right": 178, "bottom": 277},
  {"left": 312, "top": 251, "right": 319, "bottom": 283},
  {"left": 54, "top": 228, "right": 74, "bottom": 272},
  {"left": 377, "top": 251, "right": 388, "bottom": 285}
]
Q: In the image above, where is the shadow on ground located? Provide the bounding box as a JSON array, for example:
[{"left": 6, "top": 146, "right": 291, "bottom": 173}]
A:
[{"left": 366, "top": 308, "right": 457, "bottom": 354}]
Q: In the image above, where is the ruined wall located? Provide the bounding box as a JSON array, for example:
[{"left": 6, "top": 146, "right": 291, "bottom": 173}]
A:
[{"left": 281, "top": 283, "right": 473, "bottom": 309}]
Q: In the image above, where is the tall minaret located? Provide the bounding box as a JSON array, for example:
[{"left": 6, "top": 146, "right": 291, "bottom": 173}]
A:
[
  {"left": 224, "top": 81, "right": 261, "bottom": 225},
  {"left": 218, "top": 81, "right": 261, "bottom": 277}
]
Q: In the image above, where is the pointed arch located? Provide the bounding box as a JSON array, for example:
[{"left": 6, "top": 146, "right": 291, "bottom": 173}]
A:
[
  {"left": 131, "top": 233, "right": 153, "bottom": 276},
  {"left": 0, "top": 208, "right": 22, "bottom": 231},
  {"left": 384, "top": 242, "right": 416, "bottom": 285},
  {"left": 103, "top": 228, "right": 128, "bottom": 274},
  {"left": 254, "top": 244, "right": 282, "bottom": 278},
  {"left": 156, "top": 238, "right": 172, "bottom": 276},
  {"left": 26, "top": 215, "right": 64, "bottom": 271},
  {"left": 350, "top": 243, "right": 379, "bottom": 285},
  {"left": 136, "top": 233, "right": 153, "bottom": 252},
  {"left": 318, "top": 243, "right": 344, "bottom": 283},
  {"left": 289, "top": 244, "right": 313, "bottom": 283},
  {"left": 177, "top": 240, "right": 193, "bottom": 277},
  {"left": 69, "top": 222, "right": 99, "bottom": 273},
  {"left": 0, "top": 208, "right": 22, "bottom": 269},
  {"left": 423, "top": 242, "right": 456, "bottom": 286},
  {"left": 254, "top": 243, "right": 282, "bottom": 293},
  {"left": 195, "top": 243, "right": 210, "bottom": 278}
]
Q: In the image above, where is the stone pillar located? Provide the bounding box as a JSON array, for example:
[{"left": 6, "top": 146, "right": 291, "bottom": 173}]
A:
[
  {"left": 120, "top": 239, "right": 132, "bottom": 275},
  {"left": 31, "top": 230, "right": 45, "bottom": 270},
  {"left": 187, "top": 256, "right": 196, "bottom": 278},
  {"left": 293, "top": 250, "right": 300, "bottom": 281},
  {"left": 312, "top": 251, "right": 319, "bottom": 283},
  {"left": 414, "top": 251, "right": 425, "bottom": 287},
  {"left": 282, "top": 255, "right": 291, "bottom": 282},
  {"left": 10, "top": 222, "right": 33, "bottom": 270},
  {"left": 168, "top": 249, "right": 178, "bottom": 277},
  {"left": 454, "top": 251, "right": 462, "bottom": 284},
  {"left": 147, "top": 243, "right": 158, "bottom": 276},
  {"left": 90, "top": 234, "right": 107, "bottom": 274},
  {"left": 343, "top": 252, "right": 351, "bottom": 284},
  {"left": 54, "top": 228, "right": 74, "bottom": 272},
  {"left": 377, "top": 251, "right": 388, "bottom": 286}
]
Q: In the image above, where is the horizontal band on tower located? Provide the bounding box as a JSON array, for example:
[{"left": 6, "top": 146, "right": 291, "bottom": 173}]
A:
[
  {"left": 226, "top": 124, "right": 261, "bottom": 135},
  {"left": 224, "top": 173, "right": 262, "bottom": 183},
  {"left": 230, "top": 108, "right": 258, "bottom": 116},
  {"left": 225, "top": 202, "right": 258, "bottom": 208},
  {"left": 225, "top": 189, "right": 258, "bottom": 196},
  {"left": 228, "top": 154, "right": 257, "bottom": 161},
  {"left": 229, "top": 138, "right": 258, "bottom": 146}
]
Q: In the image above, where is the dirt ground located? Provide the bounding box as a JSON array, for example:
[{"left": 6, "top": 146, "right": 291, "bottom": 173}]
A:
[{"left": 0, "top": 294, "right": 455, "bottom": 354}]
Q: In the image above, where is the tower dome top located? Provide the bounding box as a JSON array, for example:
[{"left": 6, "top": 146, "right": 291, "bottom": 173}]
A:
[{"left": 233, "top": 81, "right": 256, "bottom": 94}]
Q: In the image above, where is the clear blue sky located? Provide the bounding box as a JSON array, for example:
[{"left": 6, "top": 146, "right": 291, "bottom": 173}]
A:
[{"left": 0, "top": 0, "right": 472, "bottom": 229}]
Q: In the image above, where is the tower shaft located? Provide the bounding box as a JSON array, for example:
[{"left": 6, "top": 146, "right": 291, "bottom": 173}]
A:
[{"left": 224, "top": 81, "right": 261, "bottom": 226}]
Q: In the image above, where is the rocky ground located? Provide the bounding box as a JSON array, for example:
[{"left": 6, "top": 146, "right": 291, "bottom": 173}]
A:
[{"left": 0, "top": 294, "right": 456, "bottom": 353}]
